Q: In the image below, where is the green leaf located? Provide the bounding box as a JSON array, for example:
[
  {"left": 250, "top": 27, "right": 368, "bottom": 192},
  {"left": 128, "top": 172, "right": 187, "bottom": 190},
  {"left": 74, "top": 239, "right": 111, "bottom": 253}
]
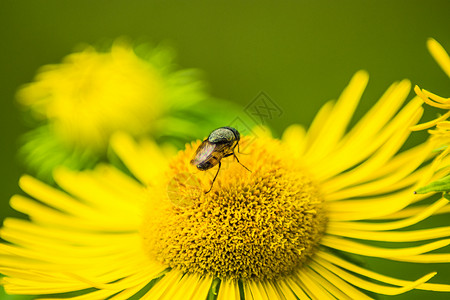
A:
[
  {"left": 0, "top": 284, "right": 34, "bottom": 300},
  {"left": 206, "top": 278, "right": 221, "bottom": 300},
  {"left": 415, "top": 175, "right": 450, "bottom": 194}
]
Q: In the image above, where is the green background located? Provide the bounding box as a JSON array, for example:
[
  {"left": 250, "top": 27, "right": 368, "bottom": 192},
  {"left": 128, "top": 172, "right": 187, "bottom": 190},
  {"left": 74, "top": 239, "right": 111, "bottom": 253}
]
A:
[{"left": 1, "top": 1, "right": 449, "bottom": 299}]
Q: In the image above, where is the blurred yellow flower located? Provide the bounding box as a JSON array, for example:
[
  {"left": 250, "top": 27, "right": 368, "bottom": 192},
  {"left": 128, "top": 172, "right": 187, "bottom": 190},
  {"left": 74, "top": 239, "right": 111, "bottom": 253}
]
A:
[
  {"left": 410, "top": 39, "right": 450, "bottom": 196},
  {"left": 2, "top": 71, "right": 450, "bottom": 299},
  {"left": 16, "top": 38, "right": 242, "bottom": 181},
  {"left": 412, "top": 39, "right": 450, "bottom": 161},
  {"left": 18, "top": 41, "right": 164, "bottom": 151}
]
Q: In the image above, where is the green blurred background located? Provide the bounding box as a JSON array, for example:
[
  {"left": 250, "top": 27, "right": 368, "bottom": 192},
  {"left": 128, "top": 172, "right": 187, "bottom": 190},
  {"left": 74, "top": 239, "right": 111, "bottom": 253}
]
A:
[{"left": 1, "top": 1, "right": 449, "bottom": 299}]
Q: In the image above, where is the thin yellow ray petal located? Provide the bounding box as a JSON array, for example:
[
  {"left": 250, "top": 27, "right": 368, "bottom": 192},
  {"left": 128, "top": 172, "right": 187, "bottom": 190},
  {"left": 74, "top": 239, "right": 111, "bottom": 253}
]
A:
[
  {"left": 0, "top": 221, "right": 140, "bottom": 258},
  {"left": 9, "top": 195, "right": 135, "bottom": 231},
  {"left": 304, "top": 267, "right": 352, "bottom": 300},
  {"left": 423, "top": 89, "right": 450, "bottom": 103},
  {"left": 283, "top": 277, "right": 312, "bottom": 300},
  {"left": 107, "top": 280, "right": 149, "bottom": 300},
  {"left": 321, "top": 235, "right": 450, "bottom": 258},
  {"left": 2, "top": 275, "right": 89, "bottom": 293},
  {"left": 242, "top": 279, "right": 255, "bottom": 300},
  {"left": 317, "top": 251, "right": 450, "bottom": 292},
  {"left": 58, "top": 260, "right": 166, "bottom": 292},
  {"left": 217, "top": 279, "right": 240, "bottom": 300},
  {"left": 411, "top": 109, "right": 450, "bottom": 131},
  {"left": 2, "top": 218, "right": 136, "bottom": 246},
  {"left": 372, "top": 203, "right": 450, "bottom": 220},
  {"left": 314, "top": 80, "right": 409, "bottom": 177},
  {"left": 80, "top": 168, "right": 145, "bottom": 209},
  {"left": 0, "top": 218, "right": 139, "bottom": 247},
  {"left": 96, "top": 264, "right": 167, "bottom": 293},
  {"left": 423, "top": 96, "right": 450, "bottom": 108},
  {"left": 94, "top": 260, "right": 167, "bottom": 289},
  {"left": 162, "top": 273, "right": 203, "bottom": 300},
  {"left": 295, "top": 271, "right": 335, "bottom": 299},
  {"left": 94, "top": 164, "right": 145, "bottom": 194},
  {"left": 307, "top": 260, "right": 373, "bottom": 299},
  {"left": 335, "top": 145, "right": 445, "bottom": 202},
  {"left": 313, "top": 257, "right": 436, "bottom": 295},
  {"left": 325, "top": 151, "right": 430, "bottom": 202},
  {"left": 0, "top": 228, "right": 139, "bottom": 258},
  {"left": 393, "top": 254, "right": 450, "bottom": 263},
  {"left": 323, "top": 109, "right": 422, "bottom": 199},
  {"left": 0, "top": 256, "right": 71, "bottom": 272},
  {"left": 189, "top": 275, "right": 214, "bottom": 300},
  {"left": 326, "top": 190, "right": 415, "bottom": 221},
  {"left": 328, "top": 197, "right": 449, "bottom": 231},
  {"left": 0, "top": 250, "right": 138, "bottom": 277},
  {"left": 90, "top": 164, "right": 147, "bottom": 206},
  {"left": 59, "top": 258, "right": 165, "bottom": 292},
  {"left": 276, "top": 279, "right": 303, "bottom": 300},
  {"left": 433, "top": 147, "right": 450, "bottom": 165},
  {"left": 346, "top": 80, "right": 409, "bottom": 139},
  {"left": 3, "top": 281, "right": 91, "bottom": 295},
  {"left": 328, "top": 225, "right": 450, "bottom": 242},
  {"left": 141, "top": 270, "right": 183, "bottom": 300},
  {"left": 354, "top": 136, "right": 433, "bottom": 182},
  {"left": 110, "top": 264, "right": 167, "bottom": 300},
  {"left": 53, "top": 169, "right": 141, "bottom": 220},
  {"left": 325, "top": 172, "right": 416, "bottom": 203},
  {"left": 260, "top": 281, "right": 283, "bottom": 300},
  {"left": 312, "top": 96, "right": 422, "bottom": 182},
  {"left": 110, "top": 132, "right": 169, "bottom": 185},
  {"left": 0, "top": 242, "right": 152, "bottom": 283},
  {"left": 341, "top": 80, "right": 404, "bottom": 140},
  {"left": 0, "top": 254, "right": 145, "bottom": 281},
  {"left": 247, "top": 280, "right": 269, "bottom": 300},
  {"left": 0, "top": 268, "right": 60, "bottom": 281},
  {"left": 282, "top": 124, "right": 307, "bottom": 157},
  {"left": 428, "top": 38, "right": 450, "bottom": 78},
  {"left": 166, "top": 274, "right": 211, "bottom": 300},
  {"left": 302, "top": 100, "right": 335, "bottom": 152},
  {"left": 305, "top": 70, "right": 368, "bottom": 161},
  {"left": 416, "top": 87, "right": 450, "bottom": 109},
  {"left": 437, "top": 121, "right": 450, "bottom": 129},
  {"left": 327, "top": 189, "right": 413, "bottom": 213},
  {"left": 0, "top": 242, "right": 90, "bottom": 265},
  {"left": 324, "top": 140, "right": 433, "bottom": 201},
  {"left": 0, "top": 269, "right": 116, "bottom": 290},
  {"left": 39, "top": 289, "right": 119, "bottom": 300},
  {"left": 18, "top": 175, "right": 99, "bottom": 218},
  {"left": 329, "top": 148, "right": 433, "bottom": 203}
]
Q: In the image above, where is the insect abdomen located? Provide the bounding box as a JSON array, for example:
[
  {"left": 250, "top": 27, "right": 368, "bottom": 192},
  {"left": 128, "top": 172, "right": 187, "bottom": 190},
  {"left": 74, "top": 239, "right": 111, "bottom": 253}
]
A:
[{"left": 196, "top": 152, "right": 223, "bottom": 170}]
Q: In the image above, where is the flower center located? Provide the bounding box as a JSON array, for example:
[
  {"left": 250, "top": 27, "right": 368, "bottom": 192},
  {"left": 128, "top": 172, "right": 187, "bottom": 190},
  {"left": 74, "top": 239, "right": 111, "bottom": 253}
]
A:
[{"left": 141, "top": 136, "right": 327, "bottom": 280}]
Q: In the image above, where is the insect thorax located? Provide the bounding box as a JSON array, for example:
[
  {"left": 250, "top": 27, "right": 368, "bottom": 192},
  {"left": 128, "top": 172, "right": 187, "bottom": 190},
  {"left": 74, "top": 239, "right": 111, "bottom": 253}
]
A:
[{"left": 208, "top": 127, "right": 239, "bottom": 143}]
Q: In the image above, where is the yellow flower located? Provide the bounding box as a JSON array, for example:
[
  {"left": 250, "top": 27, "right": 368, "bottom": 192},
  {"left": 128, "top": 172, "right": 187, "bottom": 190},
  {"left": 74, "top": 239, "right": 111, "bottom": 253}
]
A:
[
  {"left": 16, "top": 38, "right": 241, "bottom": 181},
  {"left": 412, "top": 38, "right": 450, "bottom": 161},
  {"left": 3, "top": 71, "right": 450, "bottom": 299},
  {"left": 18, "top": 40, "right": 165, "bottom": 151}
]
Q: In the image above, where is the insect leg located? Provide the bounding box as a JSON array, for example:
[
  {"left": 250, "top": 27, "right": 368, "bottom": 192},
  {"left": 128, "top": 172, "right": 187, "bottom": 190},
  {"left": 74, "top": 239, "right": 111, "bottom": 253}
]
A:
[
  {"left": 232, "top": 151, "right": 252, "bottom": 173},
  {"left": 236, "top": 140, "right": 251, "bottom": 155},
  {"left": 205, "top": 161, "right": 221, "bottom": 194}
]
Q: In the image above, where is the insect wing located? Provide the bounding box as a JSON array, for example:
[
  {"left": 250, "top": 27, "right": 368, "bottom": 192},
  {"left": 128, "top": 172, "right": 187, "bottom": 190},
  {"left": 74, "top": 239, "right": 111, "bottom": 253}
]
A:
[
  {"left": 191, "top": 141, "right": 216, "bottom": 165},
  {"left": 191, "top": 142, "right": 227, "bottom": 166}
]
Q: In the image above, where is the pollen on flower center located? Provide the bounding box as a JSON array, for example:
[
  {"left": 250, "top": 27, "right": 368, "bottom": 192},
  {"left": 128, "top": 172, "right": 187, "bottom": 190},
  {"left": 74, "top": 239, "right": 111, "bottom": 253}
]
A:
[{"left": 141, "top": 136, "right": 327, "bottom": 280}]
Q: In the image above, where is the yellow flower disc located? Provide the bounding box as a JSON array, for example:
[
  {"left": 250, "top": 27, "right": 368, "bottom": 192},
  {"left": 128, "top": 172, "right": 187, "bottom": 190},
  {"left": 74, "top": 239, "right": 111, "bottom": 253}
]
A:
[{"left": 141, "top": 136, "right": 327, "bottom": 280}]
